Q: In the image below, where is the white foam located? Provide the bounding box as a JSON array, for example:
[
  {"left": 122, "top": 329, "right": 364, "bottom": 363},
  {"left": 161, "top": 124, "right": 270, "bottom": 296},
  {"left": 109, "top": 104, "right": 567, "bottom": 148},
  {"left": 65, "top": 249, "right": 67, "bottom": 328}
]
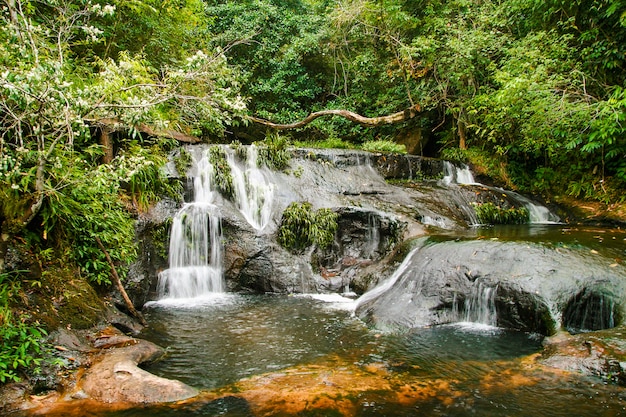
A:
[
  {"left": 144, "top": 293, "right": 237, "bottom": 309},
  {"left": 295, "top": 293, "right": 358, "bottom": 311}
]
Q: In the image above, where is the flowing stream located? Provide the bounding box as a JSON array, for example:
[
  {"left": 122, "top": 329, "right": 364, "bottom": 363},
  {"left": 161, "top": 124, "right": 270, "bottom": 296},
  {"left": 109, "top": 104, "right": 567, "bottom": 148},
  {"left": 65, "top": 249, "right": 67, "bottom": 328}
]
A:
[
  {"left": 98, "top": 152, "right": 626, "bottom": 416},
  {"left": 96, "top": 266, "right": 626, "bottom": 416}
]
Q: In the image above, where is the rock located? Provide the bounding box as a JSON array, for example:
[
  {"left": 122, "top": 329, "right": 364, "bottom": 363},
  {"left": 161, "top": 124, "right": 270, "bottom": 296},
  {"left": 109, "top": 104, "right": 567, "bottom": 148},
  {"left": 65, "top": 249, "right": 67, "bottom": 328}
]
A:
[
  {"left": 356, "top": 237, "right": 626, "bottom": 334},
  {"left": 539, "top": 328, "right": 626, "bottom": 384},
  {"left": 77, "top": 329, "right": 198, "bottom": 404}
]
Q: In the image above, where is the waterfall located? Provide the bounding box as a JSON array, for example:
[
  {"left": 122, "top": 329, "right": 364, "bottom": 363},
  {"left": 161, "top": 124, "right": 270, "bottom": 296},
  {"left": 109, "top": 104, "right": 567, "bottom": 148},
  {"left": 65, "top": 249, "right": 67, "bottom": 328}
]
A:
[
  {"left": 157, "top": 149, "right": 225, "bottom": 299},
  {"left": 461, "top": 282, "right": 497, "bottom": 326},
  {"left": 365, "top": 213, "right": 381, "bottom": 258},
  {"left": 442, "top": 161, "right": 478, "bottom": 185},
  {"left": 500, "top": 190, "right": 561, "bottom": 224},
  {"left": 442, "top": 161, "right": 560, "bottom": 224},
  {"left": 227, "top": 145, "right": 274, "bottom": 231}
]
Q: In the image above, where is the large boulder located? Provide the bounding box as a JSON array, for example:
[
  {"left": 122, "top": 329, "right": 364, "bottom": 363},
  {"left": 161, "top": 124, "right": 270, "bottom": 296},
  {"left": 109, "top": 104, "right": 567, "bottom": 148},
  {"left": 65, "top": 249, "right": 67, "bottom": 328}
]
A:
[
  {"left": 76, "top": 328, "right": 198, "bottom": 404},
  {"left": 356, "top": 237, "right": 626, "bottom": 335}
]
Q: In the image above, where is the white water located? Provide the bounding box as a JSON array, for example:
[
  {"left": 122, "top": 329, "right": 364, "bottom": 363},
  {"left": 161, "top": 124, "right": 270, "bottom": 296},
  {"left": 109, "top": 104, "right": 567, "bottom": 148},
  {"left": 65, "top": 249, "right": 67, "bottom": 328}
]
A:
[
  {"left": 442, "top": 161, "right": 560, "bottom": 224},
  {"left": 442, "top": 161, "right": 478, "bottom": 185},
  {"left": 157, "top": 150, "right": 225, "bottom": 300},
  {"left": 356, "top": 246, "right": 421, "bottom": 309},
  {"left": 462, "top": 282, "right": 497, "bottom": 327},
  {"left": 227, "top": 145, "right": 274, "bottom": 231}
]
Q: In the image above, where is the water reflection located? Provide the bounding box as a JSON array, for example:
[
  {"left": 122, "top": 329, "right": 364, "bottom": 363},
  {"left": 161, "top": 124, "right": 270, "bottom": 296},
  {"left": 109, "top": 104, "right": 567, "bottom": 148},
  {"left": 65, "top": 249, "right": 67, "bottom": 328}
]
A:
[{"left": 30, "top": 293, "right": 626, "bottom": 417}]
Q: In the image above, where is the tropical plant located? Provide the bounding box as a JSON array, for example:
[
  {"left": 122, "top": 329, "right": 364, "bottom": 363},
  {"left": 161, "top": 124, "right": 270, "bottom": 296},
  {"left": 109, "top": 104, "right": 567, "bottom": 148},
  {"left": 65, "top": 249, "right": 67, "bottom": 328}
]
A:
[
  {"left": 277, "top": 202, "right": 338, "bottom": 252},
  {"left": 472, "top": 202, "right": 530, "bottom": 225},
  {"left": 0, "top": 272, "right": 46, "bottom": 383}
]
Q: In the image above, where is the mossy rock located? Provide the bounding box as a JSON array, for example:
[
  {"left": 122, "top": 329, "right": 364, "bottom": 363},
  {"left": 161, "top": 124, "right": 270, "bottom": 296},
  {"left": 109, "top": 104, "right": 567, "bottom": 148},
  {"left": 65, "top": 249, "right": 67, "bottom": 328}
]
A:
[{"left": 28, "top": 266, "right": 106, "bottom": 330}]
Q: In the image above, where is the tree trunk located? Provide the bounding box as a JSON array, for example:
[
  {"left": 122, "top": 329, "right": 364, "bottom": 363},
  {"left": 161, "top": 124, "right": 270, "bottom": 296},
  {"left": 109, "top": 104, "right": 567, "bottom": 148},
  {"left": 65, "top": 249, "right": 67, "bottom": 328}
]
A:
[
  {"left": 100, "top": 127, "right": 114, "bottom": 164},
  {"left": 458, "top": 119, "right": 467, "bottom": 150},
  {"left": 249, "top": 105, "right": 422, "bottom": 130}
]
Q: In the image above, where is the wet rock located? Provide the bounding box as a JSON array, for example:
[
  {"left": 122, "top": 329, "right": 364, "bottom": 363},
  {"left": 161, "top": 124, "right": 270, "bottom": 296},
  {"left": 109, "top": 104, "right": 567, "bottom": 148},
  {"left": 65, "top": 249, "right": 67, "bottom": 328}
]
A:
[
  {"left": 540, "top": 328, "right": 626, "bottom": 384},
  {"left": 356, "top": 237, "right": 626, "bottom": 334},
  {"left": 78, "top": 330, "right": 198, "bottom": 403}
]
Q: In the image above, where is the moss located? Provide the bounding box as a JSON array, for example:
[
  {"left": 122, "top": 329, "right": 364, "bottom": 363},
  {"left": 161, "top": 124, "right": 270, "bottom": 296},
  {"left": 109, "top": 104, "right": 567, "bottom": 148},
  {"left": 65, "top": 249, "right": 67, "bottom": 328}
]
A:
[
  {"left": 150, "top": 219, "right": 172, "bottom": 261},
  {"left": 28, "top": 266, "right": 105, "bottom": 330},
  {"left": 174, "top": 146, "right": 193, "bottom": 177}
]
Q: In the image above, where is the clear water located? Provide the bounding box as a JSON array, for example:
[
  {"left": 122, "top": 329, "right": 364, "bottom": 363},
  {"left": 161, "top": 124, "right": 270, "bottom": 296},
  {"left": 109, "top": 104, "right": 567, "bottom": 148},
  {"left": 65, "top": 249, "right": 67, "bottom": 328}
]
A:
[{"left": 32, "top": 292, "right": 626, "bottom": 417}]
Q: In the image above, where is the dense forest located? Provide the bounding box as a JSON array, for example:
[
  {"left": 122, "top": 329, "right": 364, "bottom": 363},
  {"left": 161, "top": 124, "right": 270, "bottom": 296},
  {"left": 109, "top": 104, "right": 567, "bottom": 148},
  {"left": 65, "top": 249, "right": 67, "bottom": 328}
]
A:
[{"left": 1, "top": 0, "right": 626, "bottom": 384}]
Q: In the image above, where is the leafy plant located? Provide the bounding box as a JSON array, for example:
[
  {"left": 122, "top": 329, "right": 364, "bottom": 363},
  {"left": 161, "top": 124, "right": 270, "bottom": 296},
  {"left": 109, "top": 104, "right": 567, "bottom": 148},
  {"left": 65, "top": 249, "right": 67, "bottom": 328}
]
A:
[
  {"left": 174, "top": 147, "right": 193, "bottom": 177},
  {"left": 293, "top": 137, "right": 355, "bottom": 150},
  {"left": 360, "top": 139, "right": 407, "bottom": 154},
  {"left": 277, "top": 202, "right": 338, "bottom": 252},
  {"left": 0, "top": 272, "right": 46, "bottom": 383},
  {"left": 471, "top": 202, "right": 530, "bottom": 225},
  {"left": 208, "top": 146, "right": 234, "bottom": 198},
  {"left": 255, "top": 133, "right": 292, "bottom": 171}
]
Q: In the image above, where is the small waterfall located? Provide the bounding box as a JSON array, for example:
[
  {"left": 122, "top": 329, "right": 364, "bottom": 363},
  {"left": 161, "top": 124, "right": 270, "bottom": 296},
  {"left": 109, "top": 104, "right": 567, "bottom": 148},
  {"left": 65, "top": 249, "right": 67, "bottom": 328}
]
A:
[
  {"left": 157, "top": 150, "right": 225, "bottom": 299},
  {"left": 459, "top": 282, "right": 497, "bottom": 327},
  {"left": 442, "top": 161, "right": 477, "bottom": 185},
  {"left": 227, "top": 145, "right": 274, "bottom": 231},
  {"left": 500, "top": 190, "right": 561, "bottom": 224},
  {"left": 563, "top": 288, "right": 617, "bottom": 333},
  {"left": 442, "top": 161, "right": 560, "bottom": 224},
  {"left": 364, "top": 213, "right": 381, "bottom": 258},
  {"left": 356, "top": 246, "right": 421, "bottom": 309}
]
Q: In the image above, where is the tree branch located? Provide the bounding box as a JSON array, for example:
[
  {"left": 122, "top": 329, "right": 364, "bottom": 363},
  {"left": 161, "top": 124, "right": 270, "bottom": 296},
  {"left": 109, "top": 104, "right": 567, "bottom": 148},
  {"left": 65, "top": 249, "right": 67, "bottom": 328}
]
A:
[
  {"left": 95, "top": 236, "right": 148, "bottom": 326},
  {"left": 248, "top": 104, "right": 422, "bottom": 130}
]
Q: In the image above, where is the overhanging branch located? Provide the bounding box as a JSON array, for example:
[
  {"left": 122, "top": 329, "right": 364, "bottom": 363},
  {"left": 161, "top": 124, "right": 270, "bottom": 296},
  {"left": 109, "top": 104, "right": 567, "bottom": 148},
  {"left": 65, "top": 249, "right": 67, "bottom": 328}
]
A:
[{"left": 248, "top": 104, "right": 422, "bottom": 130}]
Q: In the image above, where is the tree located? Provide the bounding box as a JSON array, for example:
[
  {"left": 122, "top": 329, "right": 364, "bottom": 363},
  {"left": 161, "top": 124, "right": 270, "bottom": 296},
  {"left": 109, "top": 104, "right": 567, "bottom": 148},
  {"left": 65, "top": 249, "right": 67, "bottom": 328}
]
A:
[{"left": 0, "top": 0, "right": 247, "bottom": 274}]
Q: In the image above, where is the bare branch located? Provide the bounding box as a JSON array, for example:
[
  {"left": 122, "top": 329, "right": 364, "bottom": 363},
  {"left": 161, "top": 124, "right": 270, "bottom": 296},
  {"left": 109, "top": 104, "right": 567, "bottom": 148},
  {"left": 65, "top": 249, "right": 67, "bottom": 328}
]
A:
[{"left": 249, "top": 105, "right": 422, "bottom": 130}]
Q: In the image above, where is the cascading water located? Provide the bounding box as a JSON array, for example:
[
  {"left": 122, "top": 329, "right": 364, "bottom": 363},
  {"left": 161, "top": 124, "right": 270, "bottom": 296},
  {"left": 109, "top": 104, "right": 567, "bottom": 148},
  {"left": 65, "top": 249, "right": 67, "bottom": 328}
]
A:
[
  {"left": 364, "top": 213, "right": 381, "bottom": 258},
  {"left": 227, "top": 145, "right": 274, "bottom": 231},
  {"left": 460, "top": 282, "right": 497, "bottom": 327},
  {"left": 157, "top": 150, "right": 225, "bottom": 299},
  {"left": 442, "top": 161, "right": 560, "bottom": 224},
  {"left": 442, "top": 161, "right": 478, "bottom": 185}
]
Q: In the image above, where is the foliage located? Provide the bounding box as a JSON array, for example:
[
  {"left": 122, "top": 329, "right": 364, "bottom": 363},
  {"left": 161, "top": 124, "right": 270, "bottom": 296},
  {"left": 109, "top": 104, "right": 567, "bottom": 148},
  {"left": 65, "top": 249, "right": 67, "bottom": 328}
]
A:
[
  {"left": 360, "top": 139, "right": 406, "bottom": 154},
  {"left": 0, "top": 0, "right": 246, "bottom": 277},
  {"left": 0, "top": 272, "right": 46, "bottom": 383},
  {"left": 293, "top": 137, "right": 354, "bottom": 150},
  {"left": 255, "top": 132, "right": 293, "bottom": 171},
  {"left": 204, "top": 0, "right": 328, "bottom": 124},
  {"left": 208, "top": 146, "right": 234, "bottom": 198},
  {"left": 277, "top": 202, "right": 338, "bottom": 252},
  {"left": 471, "top": 202, "right": 530, "bottom": 225},
  {"left": 174, "top": 146, "right": 193, "bottom": 178}
]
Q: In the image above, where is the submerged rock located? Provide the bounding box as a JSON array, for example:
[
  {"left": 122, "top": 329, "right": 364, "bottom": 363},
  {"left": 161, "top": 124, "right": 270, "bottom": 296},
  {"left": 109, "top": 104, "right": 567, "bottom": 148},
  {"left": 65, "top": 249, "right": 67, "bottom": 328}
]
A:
[{"left": 540, "top": 327, "right": 626, "bottom": 384}]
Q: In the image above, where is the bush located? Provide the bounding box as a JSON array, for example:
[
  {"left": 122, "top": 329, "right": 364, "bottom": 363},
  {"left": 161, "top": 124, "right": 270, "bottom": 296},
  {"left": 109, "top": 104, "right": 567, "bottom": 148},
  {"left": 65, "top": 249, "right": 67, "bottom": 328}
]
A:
[
  {"left": 256, "top": 133, "right": 292, "bottom": 171},
  {"left": 360, "top": 139, "right": 406, "bottom": 154},
  {"left": 472, "top": 202, "right": 529, "bottom": 225},
  {"left": 208, "top": 146, "right": 234, "bottom": 198},
  {"left": 277, "top": 202, "right": 338, "bottom": 252},
  {"left": 0, "top": 272, "right": 46, "bottom": 383}
]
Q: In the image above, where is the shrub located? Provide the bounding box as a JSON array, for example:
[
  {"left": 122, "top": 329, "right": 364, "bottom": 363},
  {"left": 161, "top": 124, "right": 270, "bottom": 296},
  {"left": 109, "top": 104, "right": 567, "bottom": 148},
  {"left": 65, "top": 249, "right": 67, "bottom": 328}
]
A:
[
  {"left": 256, "top": 133, "right": 292, "bottom": 171},
  {"left": 0, "top": 272, "right": 46, "bottom": 383},
  {"left": 208, "top": 146, "right": 234, "bottom": 198},
  {"left": 472, "top": 202, "right": 529, "bottom": 225},
  {"left": 278, "top": 202, "right": 338, "bottom": 252},
  {"left": 360, "top": 139, "right": 407, "bottom": 154}
]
